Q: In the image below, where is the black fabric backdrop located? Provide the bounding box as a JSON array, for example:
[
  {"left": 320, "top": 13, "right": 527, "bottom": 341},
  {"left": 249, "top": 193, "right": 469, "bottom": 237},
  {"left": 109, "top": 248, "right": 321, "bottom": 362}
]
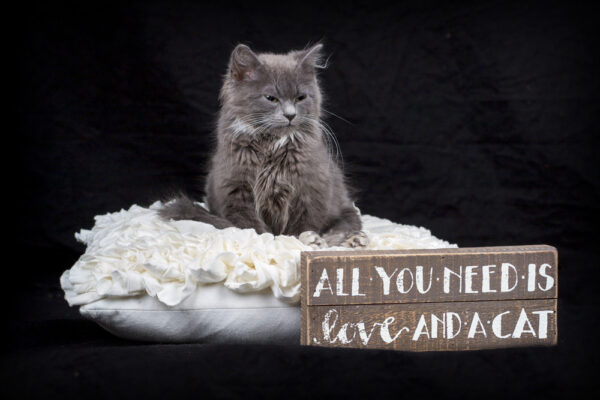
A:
[{"left": 6, "top": 0, "right": 600, "bottom": 398}]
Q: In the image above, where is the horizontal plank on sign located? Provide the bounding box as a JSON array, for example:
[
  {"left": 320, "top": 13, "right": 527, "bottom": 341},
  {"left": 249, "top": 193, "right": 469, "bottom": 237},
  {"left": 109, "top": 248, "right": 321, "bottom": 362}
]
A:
[
  {"left": 301, "top": 298, "right": 557, "bottom": 351},
  {"left": 302, "top": 245, "right": 557, "bottom": 306}
]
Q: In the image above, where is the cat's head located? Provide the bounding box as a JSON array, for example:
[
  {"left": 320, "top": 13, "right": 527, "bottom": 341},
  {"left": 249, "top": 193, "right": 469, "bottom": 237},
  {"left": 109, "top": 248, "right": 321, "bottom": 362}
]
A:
[{"left": 220, "top": 43, "right": 325, "bottom": 137}]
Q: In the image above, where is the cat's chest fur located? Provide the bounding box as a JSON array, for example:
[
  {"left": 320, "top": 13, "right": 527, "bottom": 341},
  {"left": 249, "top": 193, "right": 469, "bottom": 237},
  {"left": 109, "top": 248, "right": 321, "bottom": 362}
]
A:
[{"left": 240, "top": 136, "right": 308, "bottom": 234}]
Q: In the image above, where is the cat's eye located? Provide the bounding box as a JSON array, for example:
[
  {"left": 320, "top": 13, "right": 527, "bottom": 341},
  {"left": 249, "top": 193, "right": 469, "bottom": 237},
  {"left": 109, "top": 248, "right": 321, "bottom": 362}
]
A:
[
  {"left": 296, "top": 94, "right": 307, "bottom": 102},
  {"left": 265, "top": 95, "right": 278, "bottom": 103}
]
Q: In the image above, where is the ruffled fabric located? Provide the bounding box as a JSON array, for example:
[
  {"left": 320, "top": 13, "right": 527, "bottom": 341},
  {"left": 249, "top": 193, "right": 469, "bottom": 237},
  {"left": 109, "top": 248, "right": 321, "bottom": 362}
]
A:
[{"left": 60, "top": 202, "right": 456, "bottom": 307}]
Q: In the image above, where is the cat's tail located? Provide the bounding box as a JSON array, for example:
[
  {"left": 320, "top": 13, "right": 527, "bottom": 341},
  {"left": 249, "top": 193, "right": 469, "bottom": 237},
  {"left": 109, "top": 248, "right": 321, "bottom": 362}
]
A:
[{"left": 158, "top": 195, "right": 234, "bottom": 229}]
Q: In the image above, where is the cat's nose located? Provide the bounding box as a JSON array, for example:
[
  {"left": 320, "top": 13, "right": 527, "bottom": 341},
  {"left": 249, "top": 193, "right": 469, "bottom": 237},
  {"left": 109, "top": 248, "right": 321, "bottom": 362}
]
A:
[
  {"left": 283, "top": 104, "right": 296, "bottom": 122},
  {"left": 284, "top": 111, "right": 296, "bottom": 122}
]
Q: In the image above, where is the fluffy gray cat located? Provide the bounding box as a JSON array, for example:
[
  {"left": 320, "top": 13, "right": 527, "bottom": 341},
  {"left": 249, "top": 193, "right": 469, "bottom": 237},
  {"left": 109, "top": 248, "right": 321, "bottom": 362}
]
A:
[{"left": 160, "top": 43, "right": 367, "bottom": 248}]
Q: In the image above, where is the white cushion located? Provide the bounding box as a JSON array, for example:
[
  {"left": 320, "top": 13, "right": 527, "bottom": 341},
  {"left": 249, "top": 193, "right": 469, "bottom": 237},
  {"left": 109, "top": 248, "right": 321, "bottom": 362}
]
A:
[
  {"left": 61, "top": 202, "right": 456, "bottom": 343},
  {"left": 80, "top": 284, "right": 299, "bottom": 344}
]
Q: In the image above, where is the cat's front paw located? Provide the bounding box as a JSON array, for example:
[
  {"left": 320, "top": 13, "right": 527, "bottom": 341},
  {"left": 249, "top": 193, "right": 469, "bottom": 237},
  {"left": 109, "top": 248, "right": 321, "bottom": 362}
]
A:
[
  {"left": 299, "top": 231, "right": 327, "bottom": 249},
  {"left": 341, "top": 231, "right": 369, "bottom": 248}
]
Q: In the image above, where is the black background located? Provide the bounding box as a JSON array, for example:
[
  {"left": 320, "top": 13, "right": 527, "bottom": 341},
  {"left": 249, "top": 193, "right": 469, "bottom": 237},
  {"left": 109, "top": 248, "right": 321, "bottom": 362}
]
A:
[{"left": 7, "top": 0, "right": 600, "bottom": 398}]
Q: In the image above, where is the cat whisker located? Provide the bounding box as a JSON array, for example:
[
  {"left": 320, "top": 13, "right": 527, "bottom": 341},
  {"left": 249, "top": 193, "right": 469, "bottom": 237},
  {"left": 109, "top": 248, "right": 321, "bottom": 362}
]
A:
[
  {"left": 322, "top": 108, "right": 353, "bottom": 125},
  {"left": 301, "top": 116, "right": 343, "bottom": 165},
  {"left": 319, "top": 120, "right": 343, "bottom": 166}
]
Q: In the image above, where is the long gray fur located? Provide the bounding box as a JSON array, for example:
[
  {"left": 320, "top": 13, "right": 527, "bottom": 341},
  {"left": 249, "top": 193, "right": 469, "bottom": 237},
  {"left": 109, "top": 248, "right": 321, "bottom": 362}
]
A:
[{"left": 160, "top": 43, "right": 367, "bottom": 248}]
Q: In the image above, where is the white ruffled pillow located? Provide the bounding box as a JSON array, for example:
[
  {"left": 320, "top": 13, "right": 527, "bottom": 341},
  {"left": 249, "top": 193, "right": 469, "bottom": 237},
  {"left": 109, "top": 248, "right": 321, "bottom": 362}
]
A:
[
  {"left": 80, "top": 285, "right": 300, "bottom": 344},
  {"left": 61, "top": 202, "right": 456, "bottom": 343}
]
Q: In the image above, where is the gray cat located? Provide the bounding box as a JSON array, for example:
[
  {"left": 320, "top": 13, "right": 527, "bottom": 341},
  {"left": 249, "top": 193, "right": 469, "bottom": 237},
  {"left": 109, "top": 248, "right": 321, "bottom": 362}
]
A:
[{"left": 160, "top": 43, "right": 367, "bottom": 248}]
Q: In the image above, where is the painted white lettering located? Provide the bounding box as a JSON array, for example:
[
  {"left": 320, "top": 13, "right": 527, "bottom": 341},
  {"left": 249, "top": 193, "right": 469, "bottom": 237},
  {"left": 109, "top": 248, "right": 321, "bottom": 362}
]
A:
[
  {"left": 492, "top": 311, "right": 511, "bottom": 339},
  {"left": 415, "top": 266, "right": 433, "bottom": 294},
  {"left": 355, "top": 322, "right": 378, "bottom": 345},
  {"left": 412, "top": 315, "right": 430, "bottom": 341},
  {"left": 465, "top": 265, "right": 479, "bottom": 294},
  {"left": 374, "top": 266, "right": 398, "bottom": 296},
  {"left": 336, "top": 323, "right": 356, "bottom": 344},
  {"left": 481, "top": 265, "right": 497, "bottom": 293},
  {"left": 351, "top": 268, "right": 365, "bottom": 296},
  {"left": 336, "top": 268, "right": 348, "bottom": 296},
  {"left": 538, "top": 264, "right": 554, "bottom": 291},
  {"left": 444, "top": 267, "right": 463, "bottom": 294},
  {"left": 380, "top": 317, "right": 408, "bottom": 343},
  {"left": 528, "top": 263, "right": 536, "bottom": 292},
  {"left": 501, "top": 263, "right": 518, "bottom": 292},
  {"left": 322, "top": 308, "right": 338, "bottom": 342},
  {"left": 532, "top": 310, "right": 553, "bottom": 339},
  {"left": 446, "top": 312, "right": 462, "bottom": 339},
  {"left": 431, "top": 313, "right": 446, "bottom": 339},
  {"left": 512, "top": 308, "right": 536, "bottom": 338},
  {"left": 321, "top": 309, "right": 355, "bottom": 344},
  {"left": 396, "top": 268, "right": 414, "bottom": 293},
  {"left": 313, "top": 269, "right": 333, "bottom": 297},
  {"left": 468, "top": 312, "right": 487, "bottom": 338}
]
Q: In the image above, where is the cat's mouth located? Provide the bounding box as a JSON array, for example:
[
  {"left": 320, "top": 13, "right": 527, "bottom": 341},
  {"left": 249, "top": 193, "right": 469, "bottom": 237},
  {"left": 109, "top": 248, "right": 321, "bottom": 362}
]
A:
[
  {"left": 266, "top": 123, "right": 297, "bottom": 135},
  {"left": 255, "top": 125, "right": 299, "bottom": 144},
  {"left": 274, "top": 120, "right": 297, "bottom": 128}
]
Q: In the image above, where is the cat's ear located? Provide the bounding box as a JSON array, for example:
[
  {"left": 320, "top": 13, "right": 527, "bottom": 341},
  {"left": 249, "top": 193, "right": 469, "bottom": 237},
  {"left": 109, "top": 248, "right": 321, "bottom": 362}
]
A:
[
  {"left": 296, "top": 43, "right": 326, "bottom": 74},
  {"left": 229, "top": 44, "right": 262, "bottom": 81}
]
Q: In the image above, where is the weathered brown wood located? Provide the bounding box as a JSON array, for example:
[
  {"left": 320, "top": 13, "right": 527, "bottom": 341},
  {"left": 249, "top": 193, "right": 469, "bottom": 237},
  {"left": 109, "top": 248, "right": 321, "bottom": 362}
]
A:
[
  {"left": 300, "top": 245, "right": 559, "bottom": 351},
  {"left": 301, "top": 249, "right": 309, "bottom": 347},
  {"left": 303, "top": 299, "right": 557, "bottom": 351},
  {"left": 303, "top": 245, "right": 557, "bottom": 306}
]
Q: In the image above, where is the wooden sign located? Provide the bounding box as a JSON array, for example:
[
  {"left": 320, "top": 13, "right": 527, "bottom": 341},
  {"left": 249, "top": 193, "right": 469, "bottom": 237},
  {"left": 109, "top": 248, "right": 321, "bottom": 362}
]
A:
[{"left": 300, "top": 245, "right": 558, "bottom": 351}]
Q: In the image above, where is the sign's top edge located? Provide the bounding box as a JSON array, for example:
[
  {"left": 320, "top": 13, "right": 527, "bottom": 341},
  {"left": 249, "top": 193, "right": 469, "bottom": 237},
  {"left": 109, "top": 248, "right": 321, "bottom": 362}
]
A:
[{"left": 301, "top": 244, "right": 557, "bottom": 260}]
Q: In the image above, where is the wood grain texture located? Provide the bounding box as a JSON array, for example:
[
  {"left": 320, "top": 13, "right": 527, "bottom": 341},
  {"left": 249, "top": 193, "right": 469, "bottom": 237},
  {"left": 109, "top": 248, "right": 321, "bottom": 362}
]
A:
[
  {"left": 303, "top": 299, "right": 557, "bottom": 351},
  {"left": 300, "top": 245, "right": 559, "bottom": 351},
  {"left": 303, "top": 245, "right": 557, "bottom": 306}
]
